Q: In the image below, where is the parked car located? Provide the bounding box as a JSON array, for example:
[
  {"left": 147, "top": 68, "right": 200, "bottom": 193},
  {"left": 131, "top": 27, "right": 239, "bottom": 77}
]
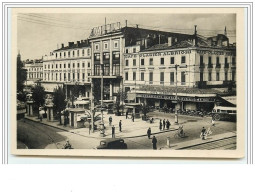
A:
[{"left": 94, "top": 138, "right": 128, "bottom": 149}]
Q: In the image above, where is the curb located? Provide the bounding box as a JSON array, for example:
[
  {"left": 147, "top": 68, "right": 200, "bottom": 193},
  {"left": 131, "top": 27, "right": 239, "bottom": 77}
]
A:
[{"left": 24, "top": 117, "right": 178, "bottom": 139}]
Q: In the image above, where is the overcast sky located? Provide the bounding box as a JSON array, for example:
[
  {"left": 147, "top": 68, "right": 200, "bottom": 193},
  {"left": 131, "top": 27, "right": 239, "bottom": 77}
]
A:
[{"left": 17, "top": 13, "right": 236, "bottom": 60}]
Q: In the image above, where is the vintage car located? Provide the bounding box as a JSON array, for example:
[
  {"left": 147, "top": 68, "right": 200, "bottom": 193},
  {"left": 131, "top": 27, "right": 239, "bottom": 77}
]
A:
[{"left": 94, "top": 138, "right": 128, "bottom": 149}]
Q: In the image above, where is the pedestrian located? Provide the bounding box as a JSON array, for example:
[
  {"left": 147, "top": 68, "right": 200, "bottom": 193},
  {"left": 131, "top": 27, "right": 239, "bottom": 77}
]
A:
[
  {"left": 211, "top": 119, "right": 215, "bottom": 127},
  {"left": 166, "top": 119, "right": 170, "bottom": 130},
  {"left": 147, "top": 127, "right": 152, "bottom": 139},
  {"left": 112, "top": 125, "right": 115, "bottom": 138},
  {"left": 163, "top": 119, "right": 166, "bottom": 130},
  {"left": 109, "top": 116, "right": 112, "bottom": 125},
  {"left": 132, "top": 113, "right": 134, "bottom": 122},
  {"left": 119, "top": 120, "right": 122, "bottom": 132},
  {"left": 126, "top": 110, "right": 128, "bottom": 119},
  {"left": 200, "top": 127, "right": 206, "bottom": 140},
  {"left": 159, "top": 119, "right": 162, "bottom": 131},
  {"left": 152, "top": 136, "right": 157, "bottom": 150}
]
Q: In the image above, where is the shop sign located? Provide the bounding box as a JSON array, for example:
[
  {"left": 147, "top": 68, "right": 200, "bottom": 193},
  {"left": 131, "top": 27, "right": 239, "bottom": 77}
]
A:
[
  {"left": 136, "top": 94, "right": 215, "bottom": 102},
  {"left": 197, "top": 50, "right": 235, "bottom": 56}
]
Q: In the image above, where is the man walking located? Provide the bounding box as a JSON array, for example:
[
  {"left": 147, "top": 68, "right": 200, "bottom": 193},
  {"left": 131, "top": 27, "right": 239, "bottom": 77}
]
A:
[
  {"left": 166, "top": 119, "right": 170, "bottom": 130},
  {"left": 112, "top": 125, "right": 115, "bottom": 138},
  {"left": 163, "top": 119, "right": 166, "bottom": 130},
  {"left": 147, "top": 127, "right": 152, "bottom": 139},
  {"left": 119, "top": 120, "right": 122, "bottom": 132},
  {"left": 126, "top": 110, "right": 128, "bottom": 119},
  {"left": 152, "top": 136, "right": 157, "bottom": 150},
  {"left": 132, "top": 113, "right": 134, "bottom": 122},
  {"left": 159, "top": 119, "right": 162, "bottom": 131},
  {"left": 200, "top": 127, "right": 206, "bottom": 140},
  {"left": 109, "top": 116, "right": 112, "bottom": 125}
]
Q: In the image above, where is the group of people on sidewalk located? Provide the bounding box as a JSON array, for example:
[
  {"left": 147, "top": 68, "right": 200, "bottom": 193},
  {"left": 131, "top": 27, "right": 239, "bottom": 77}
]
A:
[
  {"left": 200, "top": 119, "right": 216, "bottom": 140},
  {"left": 159, "top": 119, "right": 171, "bottom": 131},
  {"left": 110, "top": 117, "right": 122, "bottom": 138}
]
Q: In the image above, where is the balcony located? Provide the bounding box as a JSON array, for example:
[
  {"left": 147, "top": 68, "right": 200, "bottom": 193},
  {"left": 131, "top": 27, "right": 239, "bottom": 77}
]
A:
[
  {"left": 208, "top": 63, "right": 213, "bottom": 68},
  {"left": 224, "top": 63, "right": 229, "bottom": 68},
  {"left": 199, "top": 63, "right": 205, "bottom": 69},
  {"left": 216, "top": 63, "right": 221, "bottom": 68}
]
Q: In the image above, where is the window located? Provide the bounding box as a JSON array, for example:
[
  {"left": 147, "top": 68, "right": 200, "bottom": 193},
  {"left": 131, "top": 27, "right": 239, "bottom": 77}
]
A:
[
  {"left": 87, "top": 49, "right": 90, "bottom": 56},
  {"left": 133, "top": 59, "right": 136, "bottom": 66},
  {"left": 68, "top": 51, "right": 70, "bottom": 57},
  {"left": 133, "top": 48, "right": 136, "bottom": 53},
  {"left": 45, "top": 65, "right": 46, "bottom": 69},
  {"left": 56, "top": 64, "right": 58, "bottom": 69},
  {"left": 208, "top": 56, "right": 212, "bottom": 67},
  {"left": 160, "top": 72, "right": 164, "bottom": 84},
  {"left": 160, "top": 58, "right": 164, "bottom": 65},
  {"left": 88, "top": 73, "right": 90, "bottom": 81},
  {"left": 232, "top": 57, "right": 236, "bottom": 65},
  {"left": 73, "top": 73, "right": 75, "bottom": 80},
  {"left": 104, "top": 43, "right": 108, "bottom": 49},
  {"left": 48, "top": 65, "right": 50, "bottom": 69},
  {"left": 56, "top": 53, "right": 57, "bottom": 58},
  {"left": 149, "top": 72, "right": 153, "bottom": 84},
  {"left": 114, "top": 42, "right": 118, "bottom": 48},
  {"left": 77, "top": 73, "right": 80, "bottom": 81},
  {"left": 56, "top": 73, "right": 58, "bottom": 81},
  {"left": 77, "top": 50, "right": 79, "bottom": 57},
  {"left": 141, "top": 59, "right": 144, "bottom": 66},
  {"left": 170, "top": 72, "right": 174, "bottom": 85},
  {"left": 208, "top": 72, "right": 212, "bottom": 81},
  {"left": 52, "top": 64, "right": 53, "bottom": 69},
  {"left": 64, "top": 73, "right": 66, "bottom": 81},
  {"left": 64, "top": 64, "right": 66, "bottom": 68},
  {"left": 64, "top": 52, "right": 66, "bottom": 58},
  {"left": 88, "top": 62, "right": 90, "bottom": 68},
  {"left": 73, "top": 51, "right": 75, "bottom": 57},
  {"left": 60, "top": 73, "right": 61, "bottom": 81},
  {"left": 82, "top": 63, "right": 85, "bottom": 68},
  {"left": 68, "top": 73, "right": 70, "bottom": 81},
  {"left": 82, "top": 49, "right": 85, "bottom": 56},
  {"left": 60, "top": 53, "right": 62, "bottom": 58},
  {"left": 181, "top": 56, "right": 186, "bottom": 64},
  {"left": 170, "top": 57, "right": 174, "bottom": 64},
  {"left": 94, "top": 53, "right": 100, "bottom": 61},
  {"left": 126, "top": 49, "right": 128, "bottom": 53},
  {"left": 68, "top": 64, "right": 70, "bottom": 68},
  {"left": 82, "top": 73, "right": 85, "bottom": 80},
  {"left": 126, "top": 60, "right": 129, "bottom": 66},
  {"left": 216, "top": 72, "right": 220, "bottom": 81},
  {"left": 232, "top": 71, "right": 235, "bottom": 81},
  {"left": 60, "top": 64, "right": 62, "bottom": 69},
  {"left": 181, "top": 72, "right": 186, "bottom": 85},
  {"left": 200, "top": 56, "right": 204, "bottom": 67},
  {"left": 141, "top": 72, "right": 144, "bottom": 81},
  {"left": 77, "top": 63, "right": 80, "bottom": 68},
  {"left": 225, "top": 72, "right": 228, "bottom": 81},
  {"left": 125, "top": 72, "right": 128, "bottom": 80},
  {"left": 95, "top": 44, "right": 99, "bottom": 50},
  {"left": 216, "top": 56, "right": 220, "bottom": 66},
  {"left": 149, "top": 58, "right": 153, "bottom": 65},
  {"left": 73, "top": 63, "right": 75, "bottom": 68},
  {"left": 133, "top": 72, "right": 136, "bottom": 81}
]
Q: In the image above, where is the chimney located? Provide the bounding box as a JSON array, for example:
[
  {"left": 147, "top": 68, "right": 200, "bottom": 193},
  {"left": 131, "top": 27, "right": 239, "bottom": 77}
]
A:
[
  {"left": 77, "top": 41, "right": 80, "bottom": 45},
  {"left": 68, "top": 42, "right": 74, "bottom": 47},
  {"left": 136, "top": 24, "right": 139, "bottom": 28},
  {"left": 61, "top": 43, "right": 64, "bottom": 48},
  {"left": 168, "top": 37, "right": 172, "bottom": 46}
]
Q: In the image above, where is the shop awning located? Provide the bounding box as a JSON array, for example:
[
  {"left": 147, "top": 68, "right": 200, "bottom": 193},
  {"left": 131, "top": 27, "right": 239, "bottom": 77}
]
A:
[{"left": 220, "top": 96, "right": 236, "bottom": 105}]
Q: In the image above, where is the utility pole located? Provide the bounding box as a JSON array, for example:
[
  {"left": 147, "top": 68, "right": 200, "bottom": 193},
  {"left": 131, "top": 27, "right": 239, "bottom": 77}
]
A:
[
  {"left": 170, "top": 64, "right": 187, "bottom": 124},
  {"left": 100, "top": 64, "right": 105, "bottom": 136}
]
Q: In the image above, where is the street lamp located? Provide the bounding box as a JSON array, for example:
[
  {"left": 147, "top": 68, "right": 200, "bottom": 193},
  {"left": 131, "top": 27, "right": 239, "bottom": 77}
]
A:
[{"left": 171, "top": 64, "right": 187, "bottom": 124}]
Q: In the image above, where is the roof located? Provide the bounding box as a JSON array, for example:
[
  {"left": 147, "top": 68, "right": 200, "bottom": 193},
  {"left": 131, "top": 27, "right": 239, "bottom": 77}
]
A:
[{"left": 54, "top": 41, "right": 90, "bottom": 52}]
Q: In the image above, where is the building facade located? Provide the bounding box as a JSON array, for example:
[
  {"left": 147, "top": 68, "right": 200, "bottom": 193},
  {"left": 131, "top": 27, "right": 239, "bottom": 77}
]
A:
[
  {"left": 42, "top": 40, "right": 91, "bottom": 99},
  {"left": 24, "top": 59, "right": 43, "bottom": 86}
]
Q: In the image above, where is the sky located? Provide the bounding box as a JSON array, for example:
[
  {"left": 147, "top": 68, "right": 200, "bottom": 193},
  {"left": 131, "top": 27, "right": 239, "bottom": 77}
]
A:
[{"left": 17, "top": 13, "right": 236, "bottom": 60}]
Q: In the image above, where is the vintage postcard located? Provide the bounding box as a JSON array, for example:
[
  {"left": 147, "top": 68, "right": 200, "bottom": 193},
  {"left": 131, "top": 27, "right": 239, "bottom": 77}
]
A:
[{"left": 11, "top": 7, "right": 245, "bottom": 158}]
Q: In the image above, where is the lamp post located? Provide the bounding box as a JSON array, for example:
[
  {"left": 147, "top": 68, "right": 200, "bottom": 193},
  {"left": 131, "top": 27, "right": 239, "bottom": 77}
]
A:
[
  {"left": 172, "top": 64, "right": 187, "bottom": 124},
  {"left": 100, "top": 64, "right": 105, "bottom": 136}
]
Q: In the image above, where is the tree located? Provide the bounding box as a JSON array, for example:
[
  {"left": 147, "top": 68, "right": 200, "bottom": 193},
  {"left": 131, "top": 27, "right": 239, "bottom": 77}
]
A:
[
  {"left": 141, "top": 103, "right": 150, "bottom": 120},
  {"left": 70, "top": 82, "right": 80, "bottom": 107},
  {"left": 114, "top": 90, "right": 127, "bottom": 115},
  {"left": 32, "top": 83, "right": 46, "bottom": 118},
  {"left": 53, "top": 86, "right": 66, "bottom": 124},
  {"left": 17, "top": 53, "right": 27, "bottom": 100},
  {"left": 84, "top": 109, "right": 101, "bottom": 132}
]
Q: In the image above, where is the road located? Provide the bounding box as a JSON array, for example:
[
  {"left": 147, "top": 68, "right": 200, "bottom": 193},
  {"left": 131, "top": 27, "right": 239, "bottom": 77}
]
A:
[{"left": 17, "top": 115, "right": 236, "bottom": 150}]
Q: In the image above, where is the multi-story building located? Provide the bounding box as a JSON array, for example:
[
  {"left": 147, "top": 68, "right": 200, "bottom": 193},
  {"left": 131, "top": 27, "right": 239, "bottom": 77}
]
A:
[
  {"left": 24, "top": 59, "right": 43, "bottom": 86},
  {"left": 89, "top": 22, "right": 236, "bottom": 111},
  {"left": 42, "top": 40, "right": 91, "bottom": 99}
]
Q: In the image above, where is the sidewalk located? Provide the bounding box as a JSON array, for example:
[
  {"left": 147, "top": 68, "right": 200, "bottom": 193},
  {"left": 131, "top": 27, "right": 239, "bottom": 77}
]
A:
[
  {"left": 25, "top": 114, "right": 180, "bottom": 139},
  {"left": 161, "top": 131, "right": 236, "bottom": 150}
]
